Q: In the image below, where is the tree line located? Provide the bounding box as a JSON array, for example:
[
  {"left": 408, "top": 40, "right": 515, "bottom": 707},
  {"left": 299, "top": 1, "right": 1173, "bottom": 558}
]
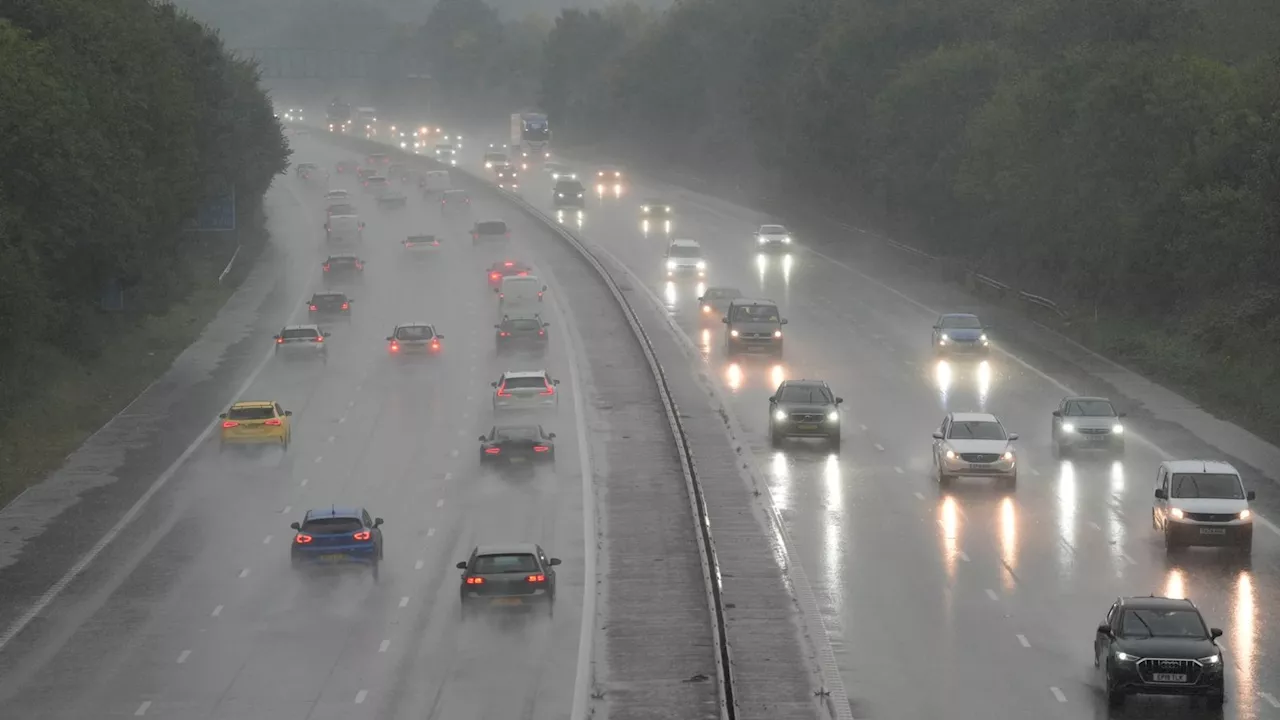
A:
[
  {"left": 529, "top": 0, "right": 1280, "bottom": 435},
  {"left": 0, "top": 0, "right": 289, "bottom": 411}
]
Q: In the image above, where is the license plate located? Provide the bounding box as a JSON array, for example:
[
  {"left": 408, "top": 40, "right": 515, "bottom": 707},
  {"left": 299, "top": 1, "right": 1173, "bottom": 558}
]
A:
[
  {"left": 491, "top": 598, "right": 523, "bottom": 606},
  {"left": 797, "top": 424, "right": 818, "bottom": 431},
  {"left": 509, "top": 457, "right": 528, "bottom": 463},
  {"left": 1200, "top": 528, "right": 1226, "bottom": 535},
  {"left": 1152, "top": 673, "right": 1187, "bottom": 683},
  {"left": 320, "top": 554, "right": 346, "bottom": 562},
  {"left": 1090, "top": 435, "right": 1108, "bottom": 441},
  {"left": 968, "top": 464, "right": 990, "bottom": 471}
]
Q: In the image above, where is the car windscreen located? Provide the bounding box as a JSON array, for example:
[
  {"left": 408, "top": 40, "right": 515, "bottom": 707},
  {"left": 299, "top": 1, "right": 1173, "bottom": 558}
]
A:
[
  {"left": 301, "top": 517, "right": 364, "bottom": 534},
  {"left": 669, "top": 245, "right": 701, "bottom": 258},
  {"left": 1064, "top": 400, "right": 1115, "bottom": 416},
  {"left": 312, "top": 295, "right": 345, "bottom": 305},
  {"left": 1119, "top": 609, "right": 1206, "bottom": 639},
  {"left": 556, "top": 183, "right": 584, "bottom": 192},
  {"left": 328, "top": 204, "right": 355, "bottom": 215},
  {"left": 395, "top": 326, "right": 434, "bottom": 340},
  {"left": 779, "top": 386, "right": 831, "bottom": 404},
  {"left": 282, "top": 328, "right": 318, "bottom": 339},
  {"left": 1170, "top": 473, "right": 1244, "bottom": 499},
  {"left": 731, "top": 305, "right": 780, "bottom": 322},
  {"left": 940, "top": 315, "right": 982, "bottom": 329},
  {"left": 473, "top": 554, "right": 539, "bottom": 573},
  {"left": 705, "top": 289, "right": 739, "bottom": 300},
  {"left": 228, "top": 406, "right": 275, "bottom": 420},
  {"left": 329, "top": 257, "right": 358, "bottom": 265},
  {"left": 477, "top": 222, "right": 507, "bottom": 234},
  {"left": 502, "top": 376, "right": 546, "bottom": 390},
  {"left": 948, "top": 421, "right": 1006, "bottom": 440},
  {"left": 760, "top": 225, "right": 786, "bottom": 234},
  {"left": 507, "top": 319, "right": 542, "bottom": 331},
  {"left": 367, "top": 177, "right": 388, "bottom": 185},
  {"left": 495, "top": 426, "right": 540, "bottom": 440}
]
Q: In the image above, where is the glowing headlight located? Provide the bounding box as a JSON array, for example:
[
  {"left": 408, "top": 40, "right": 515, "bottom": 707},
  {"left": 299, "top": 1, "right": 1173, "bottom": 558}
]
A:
[
  {"left": 980, "top": 333, "right": 988, "bottom": 342},
  {"left": 1112, "top": 424, "right": 1124, "bottom": 434},
  {"left": 773, "top": 330, "right": 782, "bottom": 338},
  {"left": 783, "top": 236, "right": 791, "bottom": 243},
  {"left": 1062, "top": 423, "right": 1075, "bottom": 433},
  {"left": 1199, "top": 654, "right": 1221, "bottom": 665},
  {"left": 1115, "top": 652, "right": 1137, "bottom": 662},
  {"left": 940, "top": 333, "right": 949, "bottom": 341},
  {"left": 696, "top": 261, "right": 706, "bottom": 269},
  {"left": 1003, "top": 450, "right": 1014, "bottom": 460},
  {"left": 1240, "top": 509, "right": 1251, "bottom": 520},
  {"left": 945, "top": 449, "right": 956, "bottom": 459},
  {"left": 667, "top": 260, "right": 676, "bottom": 269},
  {"left": 774, "top": 411, "right": 786, "bottom": 421},
  {"left": 827, "top": 411, "right": 839, "bottom": 422},
  {"left": 557, "top": 193, "right": 564, "bottom": 197},
  {"left": 758, "top": 236, "right": 766, "bottom": 244},
  {"left": 730, "top": 330, "right": 739, "bottom": 337},
  {"left": 1170, "top": 508, "right": 1184, "bottom": 519}
]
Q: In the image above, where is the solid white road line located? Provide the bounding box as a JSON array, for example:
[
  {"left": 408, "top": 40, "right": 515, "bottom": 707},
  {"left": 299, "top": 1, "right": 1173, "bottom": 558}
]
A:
[
  {"left": 958, "top": 551, "right": 970, "bottom": 562},
  {"left": 135, "top": 700, "right": 152, "bottom": 716},
  {"left": 263, "top": 535, "right": 272, "bottom": 544},
  {"left": 414, "top": 560, "right": 424, "bottom": 570},
  {"left": 1259, "top": 692, "right": 1280, "bottom": 708},
  {"left": 1050, "top": 687, "right": 1066, "bottom": 703},
  {"left": 436, "top": 499, "right": 444, "bottom": 507},
  {"left": 238, "top": 568, "right": 250, "bottom": 579},
  {"left": 282, "top": 506, "right": 291, "bottom": 514},
  {"left": 444, "top": 472, "right": 453, "bottom": 481},
  {"left": 893, "top": 466, "right": 903, "bottom": 474},
  {"left": 1016, "top": 634, "right": 1030, "bottom": 648},
  {"left": 427, "top": 528, "right": 436, "bottom": 537},
  {"left": 176, "top": 650, "right": 191, "bottom": 664},
  {"left": 314, "top": 456, "right": 322, "bottom": 463},
  {"left": 913, "top": 491, "right": 925, "bottom": 500},
  {"left": 873, "top": 443, "right": 884, "bottom": 451}
]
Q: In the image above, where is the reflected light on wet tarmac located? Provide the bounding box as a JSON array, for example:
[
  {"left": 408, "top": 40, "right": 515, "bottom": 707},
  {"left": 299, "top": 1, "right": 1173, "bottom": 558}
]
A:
[
  {"left": 1110, "top": 460, "right": 1125, "bottom": 494},
  {"left": 1233, "top": 572, "right": 1256, "bottom": 700},
  {"left": 726, "top": 363, "right": 743, "bottom": 392},
  {"left": 663, "top": 281, "right": 677, "bottom": 309},
  {"left": 641, "top": 219, "right": 649, "bottom": 236},
  {"left": 934, "top": 360, "right": 951, "bottom": 407},
  {"left": 1057, "top": 460, "right": 1077, "bottom": 559},
  {"left": 770, "top": 451, "right": 791, "bottom": 512},
  {"left": 1163, "top": 567, "right": 1186, "bottom": 599},
  {"left": 823, "top": 454, "right": 844, "bottom": 609},
  {"left": 999, "top": 497, "right": 1018, "bottom": 592},
  {"left": 976, "top": 361, "right": 991, "bottom": 409},
  {"left": 939, "top": 495, "right": 960, "bottom": 579},
  {"left": 781, "top": 253, "right": 793, "bottom": 285},
  {"left": 823, "top": 454, "right": 841, "bottom": 508},
  {"left": 699, "top": 329, "right": 711, "bottom": 357},
  {"left": 695, "top": 282, "right": 706, "bottom": 299},
  {"left": 770, "top": 364, "right": 786, "bottom": 388},
  {"left": 756, "top": 254, "right": 767, "bottom": 285}
]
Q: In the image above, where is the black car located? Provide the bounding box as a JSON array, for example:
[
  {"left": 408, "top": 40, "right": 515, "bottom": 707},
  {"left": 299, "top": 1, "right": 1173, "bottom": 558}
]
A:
[
  {"left": 640, "top": 198, "right": 672, "bottom": 216},
  {"left": 290, "top": 506, "right": 385, "bottom": 581},
  {"left": 323, "top": 254, "right": 364, "bottom": 281},
  {"left": 375, "top": 190, "right": 407, "bottom": 208},
  {"left": 724, "top": 298, "right": 787, "bottom": 357},
  {"left": 307, "top": 291, "right": 353, "bottom": 320},
  {"left": 441, "top": 189, "right": 470, "bottom": 212},
  {"left": 1095, "top": 596, "right": 1225, "bottom": 706},
  {"left": 456, "top": 543, "right": 560, "bottom": 617},
  {"left": 496, "top": 315, "right": 549, "bottom": 353},
  {"left": 768, "top": 379, "right": 843, "bottom": 450},
  {"left": 472, "top": 220, "right": 509, "bottom": 242},
  {"left": 478, "top": 424, "right": 556, "bottom": 464},
  {"left": 295, "top": 163, "right": 321, "bottom": 180},
  {"left": 553, "top": 180, "right": 586, "bottom": 208},
  {"left": 697, "top": 286, "right": 743, "bottom": 317}
]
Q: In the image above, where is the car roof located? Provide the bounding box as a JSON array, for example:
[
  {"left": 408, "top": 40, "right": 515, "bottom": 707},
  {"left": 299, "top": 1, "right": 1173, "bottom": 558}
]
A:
[
  {"left": 1162, "top": 459, "right": 1239, "bottom": 475},
  {"left": 502, "top": 369, "right": 548, "bottom": 378},
  {"left": 730, "top": 297, "right": 778, "bottom": 306},
  {"left": 940, "top": 312, "right": 980, "bottom": 319},
  {"left": 781, "top": 379, "right": 828, "bottom": 388},
  {"left": 951, "top": 412, "right": 1000, "bottom": 423},
  {"left": 1064, "top": 395, "right": 1111, "bottom": 402},
  {"left": 326, "top": 190, "right": 348, "bottom": 195},
  {"left": 312, "top": 291, "right": 345, "bottom": 297},
  {"left": 304, "top": 506, "right": 363, "bottom": 520},
  {"left": 1117, "top": 596, "right": 1197, "bottom": 611},
  {"left": 231, "top": 400, "right": 276, "bottom": 408},
  {"left": 494, "top": 423, "right": 541, "bottom": 433},
  {"left": 670, "top": 238, "right": 700, "bottom": 247},
  {"left": 759, "top": 224, "right": 787, "bottom": 230},
  {"left": 474, "top": 542, "right": 539, "bottom": 556},
  {"left": 502, "top": 274, "right": 539, "bottom": 281},
  {"left": 328, "top": 254, "right": 358, "bottom": 260},
  {"left": 395, "top": 322, "right": 434, "bottom": 329},
  {"left": 283, "top": 324, "right": 321, "bottom": 332}
]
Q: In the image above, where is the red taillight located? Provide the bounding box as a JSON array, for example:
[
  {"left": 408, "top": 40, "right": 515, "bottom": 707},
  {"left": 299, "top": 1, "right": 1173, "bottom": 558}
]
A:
[
  {"left": 309, "top": 304, "right": 318, "bottom": 311},
  {"left": 405, "top": 242, "right": 414, "bottom": 247},
  {"left": 390, "top": 341, "right": 399, "bottom": 352},
  {"left": 538, "top": 330, "right": 544, "bottom": 336},
  {"left": 264, "top": 419, "right": 283, "bottom": 426},
  {"left": 499, "top": 332, "right": 509, "bottom": 337},
  {"left": 315, "top": 336, "right": 324, "bottom": 342},
  {"left": 222, "top": 420, "right": 239, "bottom": 428},
  {"left": 354, "top": 262, "right": 363, "bottom": 270},
  {"left": 430, "top": 340, "right": 439, "bottom": 349},
  {"left": 432, "top": 240, "right": 440, "bottom": 246},
  {"left": 295, "top": 534, "right": 313, "bottom": 544},
  {"left": 490, "top": 272, "right": 500, "bottom": 280},
  {"left": 466, "top": 576, "right": 484, "bottom": 584},
  {"left": 537, "top": 291, "right": 543, "bottom": 298},
  {"left": 505, "top": 232, "right": 511, "bottom": 237},
  {"left": 518, "top": 271, "right": 528, "bottom": 276},
  {"left": 498, "top": 293, "right": 504, "bottom": 298},
  {"left": 504, "top": 262, "right": 514, "bottom": 267},
  {"left": 533, "top": 445, "right": 549, "bottom": 453},
  {"left": 353, "top": 531, "right": 371, "bottom": 541},
  {"left": 484, "top": 447, "right": 501, "bottom": 455},
  {"left": 276, "top": 337, "right": 284, "bottom": 344},
  {"left": 526, "top": 574, "right": 546, "bottom": 583},
  {"left": 341, "top": 303, "right": 349, "bottom": 310},
  {"left": 497, "top": 387, "right": 512, "bottom": 397},
  {"left": 323, "top": 264, "right": 331, "bottom": 272},
  {"left": 540, "top": 384, "right": 555, "bottom": 396}
]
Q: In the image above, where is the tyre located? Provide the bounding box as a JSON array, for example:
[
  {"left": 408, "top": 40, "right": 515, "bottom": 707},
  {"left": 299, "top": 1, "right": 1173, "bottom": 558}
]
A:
[
  {"left": 1002, "top": 473, "right": 1017, "bottom": 491},
  {"left": 769, "top": 426, "right": 783, "bottom": 449},
  {"left": 1105, "top": 673, "right": 1124, "bottom": 707},
  {"left": 371, "top": 561, "right": 380, "bottom": 583},
  {"left": 938, "top": 468, "right": 953, "bottom": 488},
  {"left": 828, "top": 434, "right": 841, "bottom": 453},
  {"left": 1164, "top": 529, "right": 1182, "bottom": 553}
]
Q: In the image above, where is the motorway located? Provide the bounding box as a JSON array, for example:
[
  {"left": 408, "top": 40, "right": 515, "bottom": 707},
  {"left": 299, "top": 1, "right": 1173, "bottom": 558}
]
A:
[
  {"left": 0, "top": 134, "right": 593, "bottom": 720},
  {"left": 444, "top": 143, "right": 1280, "bottom": 719}
]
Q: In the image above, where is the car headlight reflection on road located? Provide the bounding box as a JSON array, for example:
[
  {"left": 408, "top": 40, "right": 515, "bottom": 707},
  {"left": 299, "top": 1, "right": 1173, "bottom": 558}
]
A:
[{"left": 774, "top": 410, "right": 786, "bottom": 421}]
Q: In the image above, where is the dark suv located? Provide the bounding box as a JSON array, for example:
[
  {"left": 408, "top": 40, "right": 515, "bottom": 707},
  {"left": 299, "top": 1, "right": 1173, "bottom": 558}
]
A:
[
  {"left": 1095, "top": 596, "right": 1225, "bottom": 707},
  {"left": 472, "top": 220, "right": 509, "bottom": 242},
  {"left": 723, "top": 298, "right": 787, "bottom": 357},
  {"left": 768, "top": 380, "right": 842, "bottom": 450},
  {"left": 553, "top": 180, "right": 585, "bottom": 208},
  {"left": 496, "top": 315, "right": 550, "bottom": 353}
]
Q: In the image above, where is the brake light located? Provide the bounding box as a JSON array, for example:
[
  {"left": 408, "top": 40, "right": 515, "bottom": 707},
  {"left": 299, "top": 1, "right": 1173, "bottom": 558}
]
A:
[
  {"left": 484, "top": 447, "right": 501, "bottom": 455},
  {"left": 500, "top": 332, "right": 509, "bottom": 337},
  {"left": 323, "top": 264, "right": 330, "bottom": 271},
  {"left": 390, "top": 341, "right": 399, "bottom": 352},
  {"left": 264, "top": 419, "right": 283, "bottom": 426},
  {"left": 405, "top": 242, "right": 413, "bottom": 247},
  {"left": 314, "top": 336, "right": 323, "bottom": 342},
  {"left": 353, "top": 530, "right": 371, "bottom": 541},
  {"left": 526, "top": 574, "right": 546, "bottom": 583},
  {"left": 354, "top": 262, "right": 363, "bottom": 270},
  {"left": 341, "top": 303, "right": 349, "bottom": 310},
  {"left": 295, "top": 534, "right": 313, "bottom": 544},
  {"left": 540, "top": 384, "right": 555, "bottom": 396},
  {"left": 518, "top": 271, "right": 528, "bottom": 276},
  {"left": 276, "top": 337, "right": 284, "bottom": 344},
  {"left": 222, "top": 420, "right": 239, "bottom": 428},
  {"left": 504, "top": 262, "right": 514, "bottom": 267},
  {"left": 430, "top": 340, "right": 439, "bottom": 349},
  {"left": 497, "top": 386, "right": 512, "bottom": 397},
  {"left": 490, "top": 272, "right": 500, "bottom": 280},
  {"left": 309, "top": 304, "right": 318, "bottom": 311},
  {"left": 538, "top": 330, "right": 544, "bottom": 336},
  {"left": 466, "top": 576, "right": 484, "bottom": 584},
  {"left": 533, "top": 445, "right": 549, "bottom": 453},
  {"left": 537, "top": 291, "right": 543, "bottom": 298},
  {"left": 499, "top": 293, "right": 504, "bottom": 298}
]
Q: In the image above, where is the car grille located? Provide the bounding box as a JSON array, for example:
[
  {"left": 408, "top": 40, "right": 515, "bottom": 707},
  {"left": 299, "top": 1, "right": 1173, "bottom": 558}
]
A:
[
  {"left": 790, "top": 413, "right": 825, "bottom": 424},
  {"left": 960, "top": 453, "right": 1000, "bottom": 463},
  {"left": 1079, "top": 428, "right": 1110, "bottom": 435},
  {"left": 1185, "top": 512, "right": 1237, "bottom": 522},
  {"left": 741, "top": 332, "right": 777, "bottom": 340},
  {"left": 1137, "top": 658, "right": 1201, "bottom": 684}
]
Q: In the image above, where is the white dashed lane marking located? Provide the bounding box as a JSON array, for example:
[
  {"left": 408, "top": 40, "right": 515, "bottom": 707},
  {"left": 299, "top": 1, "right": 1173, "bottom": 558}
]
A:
[
  {"left": 427, "top": 528, "right": 436, "bottom": 537},
  {"left": 1050, "top": 687, "right": 1066, "bottom": 703},
  {"left": 177, "top": 650, "right": 191, "bottom": 664},
  {"left": 444, "top": 472, "right": 452, "bottom": 481},
  {"left": 436, "top": 499, "right": 444, "bottom": 508},
  {"left": 135, "top": 700, "right": 151, "bottom": 716},
  {"left": 263, "top": 536, "right": 272, "bottom": 544},
  {"left": 414, "top": 560, "right": 424, "bottom": 570},
  {"left": 985, "top": 589, "right": 999, "bottom": 601},
  {"left": 873, "top": 443, "right": 884, "bottom": 451},
  {"left": 238, "top": 568, "right": 250, "bottom": 579},
  {"left": 314, "top": 456, "right": 323, "bottom": 463},
  {"left": 300, "top": 478, "right": 308, "bottom": 487},
  {"left": 399, "top": 596, "right": 410, "bottom": 608},
  {"left": 327, "top": 435, "right": 335, "bottom": 443},
  {"left": 1016, "top": 634, "right": 1030, "bottom": 648},
  {"left": 211, "top": 605, "right": 223, "bottom": 617},
  {"left": 338, "top": 416, "right": 347, "bottom": 424},
  {"left": 913, "top": 492, "right": 925, "bottom": 500},
  {"left": 1259, "top": 692, "right": 1280, "bottom": 708},
  {"left": 379, "top": 639, "right": 390, "bottom": 653},
  {"left": 355, "top": 690, "right": 368, "bottom": 704},
  {"left": 450, "top": 449, "right": 459, "bottom": 457},
  {"left": 893, "top": 466, "right": 903, "bottom": 474},
  {"left": 282, "top": 506, "right": 291, "bottom": 514},
  {"left": 958, "top": 551, "right": 970, "bottom": 562}
]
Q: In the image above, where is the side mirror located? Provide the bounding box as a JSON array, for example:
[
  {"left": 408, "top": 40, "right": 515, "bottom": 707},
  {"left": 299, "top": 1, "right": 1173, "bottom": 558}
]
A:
[
  {"left": 542, "top": 285, "right": 548, "bottom": 292},
  {"left": 835, "top": 397, "right": 844, "bottom": 404},
  {"left": 387, "top": 336, "right": 395, "bottom": 341},
  {"left": 323, "top": 332, "right": 331, "bottom": 337},
  {"left": 1051, "top": 410, "right": 1061, "bottom": 417},
  {"left": 218, "top": 413, "right": 228, "bottom": 419},
  {"left": 455, "top": 561, "right": 468, "bottom": 570},
  {"left": 478, "top": 435, "right": 487, "bottom": 442},
  {"left": 932, "top": 431, "right": 943, "bottom": 440},
  {"left": 1210, "top": 628, "right": 1224, "bottom": 639},
  {"left": 435, "top": 334, "right": 444, "bottom": 339},
  {"left": 548, "top": 558, "right": 562, "bottom": 566},
  {"left": 932, "top": 324, "right": 940, "bottom": 330},
  {"left": 543, "top": 322, "right": 551, "bottom": 328},
  {"left": 553, "top": 379, "right": 560, "bottom": 385},
  {"left": 768, "top": 395, "right": 776, "bottom": 403},
  {"left": 1008, "top": 433, "right": 1019, "bottom": 441},
  {"left": 548, "top": 432, "right": 557, "bottom": 439},
  {"left": 373, "top": 518, "right": 384, "bottom": 527},
  {"left": 780, "top": 319, "right": 789, "bottom": 325},
  {"left": 1247, "top": 490, "right": 1256, "bottom": 501},
  {"left": 493, "top": 325, "right": 501, "bottom": 329},
  {"left": 490, "top": 381, "right": 498, "bottom": 388},
  {"left": 284, "top": 410, "right": 293, "bottom": 416},
  {"left": 290, "top": 522, "right": 301, "bottom": 530},
  {"left": 1096, "top": 624, "right": 1112, "bottom": 636},
  {"left": 721, "top": 318, "right": 729, "bottom": 324},
  {"left": 272, "top": 335, "right": 280, "bottom": 340},
  {"left": 1118, "top": 412, "right": 1127, "bottom": 417},
  {"left": 1154, "top": 488, "right": 1168, "bottom": 500},
  {"left": 696, "top": 297, "right": 704, "bottom": 303}
]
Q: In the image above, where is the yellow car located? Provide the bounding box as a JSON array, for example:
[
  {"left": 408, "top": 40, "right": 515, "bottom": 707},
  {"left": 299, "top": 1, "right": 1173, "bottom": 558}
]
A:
[{"left": 219, "top": 401, "right": 293, "bottom": 452}]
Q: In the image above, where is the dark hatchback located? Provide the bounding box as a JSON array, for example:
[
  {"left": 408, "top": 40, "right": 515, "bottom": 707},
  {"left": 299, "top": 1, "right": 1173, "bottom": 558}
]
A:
[
  {"left": 553, "top": 180, "right": 586, "bottom": 208},
  {"left": 457, "top": 543, "right": 560, "bottom": 617},
  {"left": 1095, "top": 596, "right": 1225, "bottom": 707},
  {"left": 479, "top": 424, "right": 556, "bottom": 465},
  {"left": 496, "top": 316, "right": 549, "bottom": 353},
  {"left": 323, "top": 255, "right": 364, "bottom": 281},
  {"left": 472, "top": 220, "right": 509, "bottom": 242},
  {"left": 290, "top": 507, "right": 385, "bottom": 580},
  {"left": 307, "top": 292, "right": 352, "bottom": 320}
]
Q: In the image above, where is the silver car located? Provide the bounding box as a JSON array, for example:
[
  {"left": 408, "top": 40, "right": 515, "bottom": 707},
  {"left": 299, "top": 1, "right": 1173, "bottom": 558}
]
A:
[
  {"left": 274, "top": 324, "right": 329, "bottom": 361},
  {"left": 491, "top": 370, "right": 560, "bottom": 413},
  {"left": 1051, "top": 396, "right": 1126, "bottom": 456}
]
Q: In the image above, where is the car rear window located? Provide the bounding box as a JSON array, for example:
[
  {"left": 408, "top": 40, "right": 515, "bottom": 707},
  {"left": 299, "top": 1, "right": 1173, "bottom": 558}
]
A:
[
  {"left": 503, "top": 376, "right": 546, "bottom": 390},
  {"left": 496, "top": 426, "right": 540, "bottom": 440},
  {"left": 328, "top": 204, "right": 355, "bottom": 215},
  {"left": 228, "top": 406, "right": 275, "bottom": 420},
  {"left": 473, "top": 554, "right": 539, "bottom": 573},
  {"left": 313, "top": 294, "right": 345, "bottom": 305},
  {"left": 302, "top": 517, "right": 364, "bottom": 534},
  {"left": 368, "top": 177, "right": 388, "bottom": 185},
  {"left": 282, "top": 328, "right": 319, "bottom": 339},
  {"left": 477, "top": 221, "right": 507, "bottom": 234},
  {"left": 395, "top": 326, "right": 434, "bottom": 340},
  {"left": 508, "top": 319, "right": 541, "bottom": 331}
]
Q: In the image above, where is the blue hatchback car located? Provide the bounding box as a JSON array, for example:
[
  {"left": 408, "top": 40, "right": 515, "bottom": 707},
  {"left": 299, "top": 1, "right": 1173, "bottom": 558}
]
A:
[
  {"left": 290, "top": 507, "right": 385, "bottom": 580},
  {"left": 932, "top": 313, "right": 990, "bottom": 356}
]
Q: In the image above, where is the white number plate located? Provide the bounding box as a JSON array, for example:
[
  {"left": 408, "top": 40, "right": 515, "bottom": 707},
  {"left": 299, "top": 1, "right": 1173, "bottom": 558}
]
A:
[
  {"left": 968, "top": 464, "right": 989, "bottom": 471},
  {"left": 1152, "top": 673, "right": 1187, "bottom": 683},
  {"left": 1200, "top": 528, "right": 1226, "bottom": 535}
]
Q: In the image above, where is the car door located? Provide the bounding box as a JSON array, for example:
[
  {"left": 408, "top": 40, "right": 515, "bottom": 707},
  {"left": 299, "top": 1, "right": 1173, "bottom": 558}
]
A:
[
  {"left": 537, "top": 546, "right": 556, "bottom": 586},
  {"left": 1095, "top": 601, "right": 1118, "bottom": 665},
  {"left": 934, "top": 416, "right": 950, "bottom": 464},
  {"left": 1154, "top": 467, "right": 1170, "bottom": 526},
  {"left": 275, "top": 403, "right": 290, "bottom": 435}
]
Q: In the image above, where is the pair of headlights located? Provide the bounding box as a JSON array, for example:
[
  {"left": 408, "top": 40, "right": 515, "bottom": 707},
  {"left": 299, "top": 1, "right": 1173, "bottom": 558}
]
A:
[{"left": 774, "top": 410, "right": 839, "bottom": 422}]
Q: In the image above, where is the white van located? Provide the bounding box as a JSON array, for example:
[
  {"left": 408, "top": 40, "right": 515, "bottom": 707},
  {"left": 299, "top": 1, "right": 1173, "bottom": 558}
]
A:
[
  {"left": 1152, "top": 459, "right": 1255, "bottom": 552},
  {"left": 497, "top": 275, "right": 546, "bottom": 314},
  {"left": 422, "top": 170, "right": 452, "bottom": 194}
]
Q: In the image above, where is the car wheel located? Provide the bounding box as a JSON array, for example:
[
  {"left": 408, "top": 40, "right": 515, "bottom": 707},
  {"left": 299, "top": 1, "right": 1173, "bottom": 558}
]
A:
[
  {"left": 1239, "top": 539, "right": 1253, "bottom": 556},
  {"left": 1002, "top": 473, "right": 1017, "bottom": 491},
  {"left": 371, "top": 561, "right": 380, "bottom": 583},
  {"left": 1164, "top": 528, "right": 1182, "bottom": 553},
  {"left": 1151, "top": 509, "right": 1160, "bottom": 530},
  {"left": 829, "top": 434, "right": 841, "bottom": 453},
  {"left": 937, "top": 468, "right": 953, "bottom": 488},
  {"left": 769, "top": 426, "right": 783, "bottom": 449},
  {"left": 1104, "top": 671, "right": 1124, "bottom": 706}
]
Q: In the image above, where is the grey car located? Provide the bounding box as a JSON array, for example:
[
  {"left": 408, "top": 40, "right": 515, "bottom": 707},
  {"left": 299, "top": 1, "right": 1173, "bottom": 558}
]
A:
[
  {"left": 1052, "top": 396, "right": 1126, "bottom": 456},
  {"left": 768, "top": 380, "right": 842, "bottom": 450},
  {"left": 723, "top": 298, "right": 787, "bottom": 357}
]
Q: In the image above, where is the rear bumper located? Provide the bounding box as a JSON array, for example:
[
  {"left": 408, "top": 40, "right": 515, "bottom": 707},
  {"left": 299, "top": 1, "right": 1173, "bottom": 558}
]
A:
[
  {"left": 221, "top": 434, "right": 286, "bottom": 446},
  {"left": 461, "top": 590, "right": 551, "bottom": 608},
  {"left": 292, "top": 546, "right": 378, "bottom": 566}
]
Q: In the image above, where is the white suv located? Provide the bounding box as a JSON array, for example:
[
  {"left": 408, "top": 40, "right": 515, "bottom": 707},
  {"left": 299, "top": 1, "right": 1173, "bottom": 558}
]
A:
[
  {"left": 491, "top": 370, "right": 560, "bottom": 413},
  {"left": 665, "top": 239, "right": 705, "bottom": 278},
  {"left": 1153, "top": 460, "right": 1255, "bottom": 553}
]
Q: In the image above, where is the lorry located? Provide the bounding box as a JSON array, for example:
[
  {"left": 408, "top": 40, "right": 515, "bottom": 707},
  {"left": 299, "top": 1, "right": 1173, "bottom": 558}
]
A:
[
  {"left": 327, "top": 99, "right": 351, "bottom": 133},
  {"left": 355, "top": 107, "right": 379, "bottom": 137},
  {"left": 510, "top": 112, "right": 551, "bottom": 166}
]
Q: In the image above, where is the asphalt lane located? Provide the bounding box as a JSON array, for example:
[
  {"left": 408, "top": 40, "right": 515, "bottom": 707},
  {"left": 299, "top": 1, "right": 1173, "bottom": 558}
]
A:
[
  {"left": 485, "top": 156, "right": 1280, "bottom": 719},
  {"left": 0, "top": 136, "right": 588, "bottom": 720}
]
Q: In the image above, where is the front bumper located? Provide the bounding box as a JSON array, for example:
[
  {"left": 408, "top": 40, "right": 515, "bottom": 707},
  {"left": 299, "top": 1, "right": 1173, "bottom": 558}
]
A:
[
  {"left": 936, "top": 340, "right": 989, "bottom": 355},
  {"left": 941, "top": 455, "right": 1015, "bottom": 477},
  {"left": 1109, "top": 659, "right": 1224, "bottom": 698},
  {"left": 667, "top": 265, "right": 705, "bottom": 277},
  {"left": 1059, "top": 430, "right": 1123, "bottom": 450},
  {"left": 554, "top": 197, "right": 585, "bottom": 207},
  {"left": 728, "top": 336, "right": 782, "bottom": 354},
  {"left": 1166, "top": 520, "right": 1252, "bottom": 547},
  {"left": 773, "top": 418, "right": 839, "bottom": 438}
]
